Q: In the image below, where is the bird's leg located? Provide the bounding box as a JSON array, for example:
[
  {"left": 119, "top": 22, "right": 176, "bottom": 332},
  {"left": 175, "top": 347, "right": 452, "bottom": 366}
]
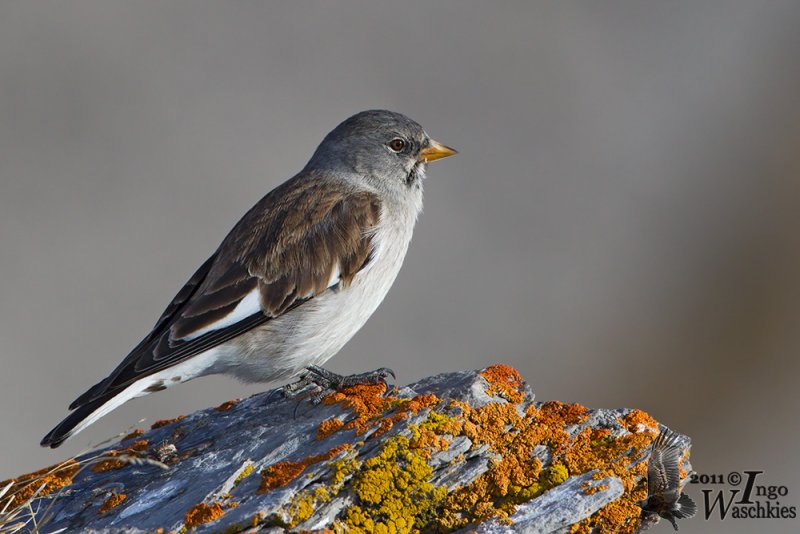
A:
[
  {"left": 282, "top": 365, "right": 396, "bottom": 404},
  {"left": 667, "top": 516, "right": 679, "bottom": 531}
]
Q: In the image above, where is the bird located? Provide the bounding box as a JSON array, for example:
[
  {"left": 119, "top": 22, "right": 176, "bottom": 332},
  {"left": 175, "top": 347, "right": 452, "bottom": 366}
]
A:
[
  {"left": 40, "top": 110, "right": 456, "bottom": 448},
  {"left": 637, "top": 426, "right": 697, "bottom": 531}
]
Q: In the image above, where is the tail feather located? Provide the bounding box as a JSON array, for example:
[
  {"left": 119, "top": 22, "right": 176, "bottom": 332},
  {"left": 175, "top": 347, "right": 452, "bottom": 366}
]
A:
[
  {"left": 673, "top": 493, "right": 697, "bottom": 519},
  {"left": 40, "top": 394, "right": 113, "bottom": 448},
  {"left": 41, "top": 379, "right": 149, "bottom": 448},
  {"left": 68, "top": 378, "right": 110, "bottom": 410}
]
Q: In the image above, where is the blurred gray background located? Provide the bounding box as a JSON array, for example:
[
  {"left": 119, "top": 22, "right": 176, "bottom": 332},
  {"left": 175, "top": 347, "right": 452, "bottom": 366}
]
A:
[{"left": 1, "top": 2, "right": 799, "bottom": 532}]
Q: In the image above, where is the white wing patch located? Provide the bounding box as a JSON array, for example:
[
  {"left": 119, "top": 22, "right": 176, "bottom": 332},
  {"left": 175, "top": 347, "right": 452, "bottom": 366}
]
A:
[
  {"left": 62, "top": 347, "right": 223, "bottom": 443},
  {"left": 180, "top": 289, "right": 262, "bottom": 341},
  {"left": 179, "top": 263, "right": 344, "bottom": 342},
  {"left": 327, "top": 263, "right": 342, "bottom": 289}
]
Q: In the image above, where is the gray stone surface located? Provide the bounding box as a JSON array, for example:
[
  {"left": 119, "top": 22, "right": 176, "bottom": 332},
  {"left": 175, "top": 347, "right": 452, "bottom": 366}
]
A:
[
  {"left": 14, "top": 367, "right": 692, "bottom": 533},
  {"left": 465, "top": 472, "right": 624, "bottom": 534}
]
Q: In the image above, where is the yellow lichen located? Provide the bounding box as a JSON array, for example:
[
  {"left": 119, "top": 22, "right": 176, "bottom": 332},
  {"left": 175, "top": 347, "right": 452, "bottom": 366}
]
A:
[
  {"left": 342, "top": 435, "right": 448, "bottom": 533},
  {"left": 234, "top": 463, "right": 254, "bottom": 485},
  {"left": 330, "top": 451, "right": 361, "bottom": 488},
  {"left": 289, "top": 492, "right": 317, "bottom": 526},
  {"left": 421, "top": 410, "right": 463, "bottom": 436}
]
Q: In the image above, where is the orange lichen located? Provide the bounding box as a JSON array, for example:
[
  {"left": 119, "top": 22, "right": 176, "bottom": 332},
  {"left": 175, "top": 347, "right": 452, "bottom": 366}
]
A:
[
  {"left": 258, "top": 444, "right": 352, "bottom": 493},
  {"left": 679, "top": 449, "right": 690, "bottom": 480},
  {"left": 539, "top": 400, "right": 590, "bottom": 426},
  {"left": 91, "top": 440, "right": 150, "bottom": 473},
  {"left": 582, "top": 483, "right": 609, "bottom": 495},
  {"left": 302, "top": 366, "right": 668, "bottom": 532},
  {"left": 317, "top": 417, "right": 345, "bottom": 440},
  {"left": 619, "top": 409, "right": 659, "bottom": 433},
  {"left": 0, "top": 459, "right": 80, "bottom": 510},
  {"left": 366, "top": 417, "right": 396, "bottom": 441},
  {"left": 321, "top": 382, "right": 394, "bottom": 435},
  {"left": 480, "top": 363, "right": 526, "bottom": 403},
  {"left": 571, "top": 496, "right": 644, "bottom": 534},
  {"left": 122, "top": 428, "right": 145, "bottom": 441},
  {"left": 216, "top": 399, "right": 239, "bottom": 412},
  {"left": 319, "top": 381, "right": 440, "bottom": 440},
  {"left": 402, "top": 393, "right": 439, "bottom": 414},
  {"left": 368, "top": 393, "right": 442, "bottom": 442},
  {"left": 150, "top": 415, "right": 186, "bottom": 429},
  {"left": 252, "top": 512, "right": 265, "bottom": 527},
  {"left": 184, "top": 502, "right": 225, "bottom": 528},
  {"left": 98, "top": 492, "right": 126, "bottom": 513},
  {"left": 271, "top": 366, "right": 671, "bottom": 533},
  {"left": 567, "top": 413, "right": 660, "bottom": 534},
  {"left": 409, "top": 424, "right": 450, "bottom": 456},
  {"left": 438, "top": 396, "right": 608, "bottom": 529}
]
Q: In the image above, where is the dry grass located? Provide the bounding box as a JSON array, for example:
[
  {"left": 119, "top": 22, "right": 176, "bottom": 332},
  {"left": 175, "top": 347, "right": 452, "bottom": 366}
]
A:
[{"left": 0, "top": 423, "right": 167, "bottom": 534}]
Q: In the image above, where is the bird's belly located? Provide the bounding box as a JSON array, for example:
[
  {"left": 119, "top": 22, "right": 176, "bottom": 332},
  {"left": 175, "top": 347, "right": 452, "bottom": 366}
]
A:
[
  {"left": 218, "top": 218, "right": 414, "bottom": 383},
  {"left": 287, "top": 260, "right": 401, "bottom": 367}
]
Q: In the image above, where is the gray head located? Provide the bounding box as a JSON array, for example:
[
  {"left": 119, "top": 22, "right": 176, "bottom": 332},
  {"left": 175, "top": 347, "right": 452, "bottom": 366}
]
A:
[{"left": 306, "top": 110, "right": 456, "bottom": 191}]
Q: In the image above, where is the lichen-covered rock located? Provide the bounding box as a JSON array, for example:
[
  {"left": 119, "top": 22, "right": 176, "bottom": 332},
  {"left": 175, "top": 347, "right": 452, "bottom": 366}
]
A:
[{"left": 2, "top": 365, "right": 692, "bottom": 533}]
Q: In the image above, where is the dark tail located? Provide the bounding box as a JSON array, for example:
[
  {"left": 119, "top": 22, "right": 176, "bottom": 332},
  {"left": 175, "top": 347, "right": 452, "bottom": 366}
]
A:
[
  {"left": 68, "top": 378, "right": 108, "bottom": 410},
  {"left": 673, "top": 493, "right": 697, "bottom": 519},
  {"left": 40, "top": 394, "right": 111, "bottom": 448}
]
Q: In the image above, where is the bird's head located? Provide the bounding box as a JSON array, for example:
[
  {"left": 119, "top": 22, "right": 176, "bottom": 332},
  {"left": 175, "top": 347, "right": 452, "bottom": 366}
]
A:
[{"left": 307, "top": 109, "right": 456, "bottom": 194}]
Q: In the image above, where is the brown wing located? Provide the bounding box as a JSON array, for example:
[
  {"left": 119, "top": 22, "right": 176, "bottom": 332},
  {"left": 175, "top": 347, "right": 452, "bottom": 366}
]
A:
[
  {"left": 71, "top": 173, "right": 381, "bottom": 409},
  {"left": 647, "top": 428, "right": 684, "bottom": 500}
]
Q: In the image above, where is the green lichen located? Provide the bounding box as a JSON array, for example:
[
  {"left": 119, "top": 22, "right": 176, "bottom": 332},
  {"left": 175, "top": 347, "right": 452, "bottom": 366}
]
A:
[{"left": 340, "top": 435, "right": 448, "bottom": 533}]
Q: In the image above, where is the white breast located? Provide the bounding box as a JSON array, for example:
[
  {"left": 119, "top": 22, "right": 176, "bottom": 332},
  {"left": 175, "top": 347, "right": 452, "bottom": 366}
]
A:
[{"left": 217, "top": 191, "right": 422, "bottom": 383}]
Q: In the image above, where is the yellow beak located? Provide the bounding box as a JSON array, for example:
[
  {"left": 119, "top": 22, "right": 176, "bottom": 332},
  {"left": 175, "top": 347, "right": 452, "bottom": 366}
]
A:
[{"left": 418, "top": 139, "right": 458, "bottom": 163}]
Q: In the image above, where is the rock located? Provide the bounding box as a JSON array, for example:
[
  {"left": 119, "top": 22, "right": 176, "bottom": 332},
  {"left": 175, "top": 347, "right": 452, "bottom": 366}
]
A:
[{"left": 1, "top": 365, "right": 693, "bottom": 533}]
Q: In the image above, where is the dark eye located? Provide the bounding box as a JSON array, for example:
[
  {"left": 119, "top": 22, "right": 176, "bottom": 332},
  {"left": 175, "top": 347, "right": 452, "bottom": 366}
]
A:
[{"left": 388, "top": 138, "right": 407, "bottom": 152}]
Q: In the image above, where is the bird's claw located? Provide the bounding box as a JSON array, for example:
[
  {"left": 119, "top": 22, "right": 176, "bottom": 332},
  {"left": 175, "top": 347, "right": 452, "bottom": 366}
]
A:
[{"left": 282, "top": 365, "right": 396, "bottom": 405}]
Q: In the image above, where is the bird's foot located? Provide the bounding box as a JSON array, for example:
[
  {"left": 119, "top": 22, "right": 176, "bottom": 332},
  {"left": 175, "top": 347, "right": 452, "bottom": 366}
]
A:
[{"left": 283, "top": 365, "right": 396, "bottom": 404}]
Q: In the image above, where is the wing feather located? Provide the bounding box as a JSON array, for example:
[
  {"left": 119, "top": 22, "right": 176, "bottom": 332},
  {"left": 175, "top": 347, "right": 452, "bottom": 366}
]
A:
[
  {"left": 69, "top": 174, "right": 381, "bottom": 409},
  {"left": 647, "top": 428, "right": 686, "bottom": 498}
]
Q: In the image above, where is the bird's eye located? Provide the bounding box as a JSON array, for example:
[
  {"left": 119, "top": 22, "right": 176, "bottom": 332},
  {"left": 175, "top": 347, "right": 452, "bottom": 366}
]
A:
[{"left": 388, "top": 138, "right": 407, "bottom": 152}]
